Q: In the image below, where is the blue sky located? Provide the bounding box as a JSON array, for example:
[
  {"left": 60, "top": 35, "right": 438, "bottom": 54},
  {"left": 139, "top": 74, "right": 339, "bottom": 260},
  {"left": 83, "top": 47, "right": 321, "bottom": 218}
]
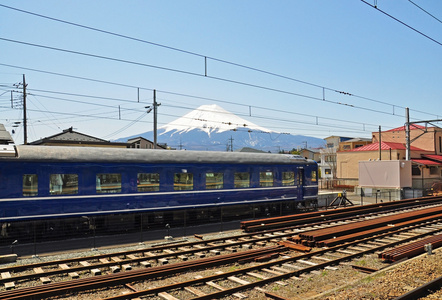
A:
[{"left": 0, "top": 0, "right": 441, "bottom": 144}]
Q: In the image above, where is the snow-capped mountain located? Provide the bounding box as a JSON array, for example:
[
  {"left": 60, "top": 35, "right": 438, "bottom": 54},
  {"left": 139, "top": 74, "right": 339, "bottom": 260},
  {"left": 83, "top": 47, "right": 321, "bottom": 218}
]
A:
[
  {"left": 117, "top": 104, "right": 325, "bottom": 152},
  {"left": 161, "top": 104, "right": 270, "bottom": 136}
]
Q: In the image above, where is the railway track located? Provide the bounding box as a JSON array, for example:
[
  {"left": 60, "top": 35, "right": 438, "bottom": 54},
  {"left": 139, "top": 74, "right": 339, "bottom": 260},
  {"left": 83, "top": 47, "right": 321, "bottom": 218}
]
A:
[
  {"left": 3, "top": 221, "right": 438, "bottom": 300},
  {"left": 1, "top": 198, "right": 440, "bottom": 289},
  {"left": 0, "top": 200, "right": 441, "bottom": 299}
]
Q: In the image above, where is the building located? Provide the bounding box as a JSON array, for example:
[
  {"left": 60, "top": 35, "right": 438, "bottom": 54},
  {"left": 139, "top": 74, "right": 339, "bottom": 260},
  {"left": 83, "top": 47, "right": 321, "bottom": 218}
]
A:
[
  {"left": 30, "top": 127, "right": 129, "bottom": 148},
  {"left": 0, "top": 124, "right": 14, "bottom": 145},
  {"left": 372, "top": 124, "right": 442, "bottom": 154},
  {"left": 336, "top": 124, "right": 442, "bottom": 197},
  {"left": 299, "top": 148, "right": 321, "bottom": 162},
  {"left": 318, "top": 136, "right": 353, "bottom": 186},
  {"left": 127, "top": 137, "right": 167, "bottom": 150},
  {"left": 337, "top": 141, "right": 431, "bottom": 187}
]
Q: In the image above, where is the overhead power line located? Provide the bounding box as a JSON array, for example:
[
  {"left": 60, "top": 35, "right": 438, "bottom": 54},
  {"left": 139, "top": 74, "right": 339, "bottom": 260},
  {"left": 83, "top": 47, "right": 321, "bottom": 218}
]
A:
[
  {"left": 408, "top": 0, "right": 442, "bottom": 24},
  {"left": 0, "top": 4, "right": 434, "bottom": 116},
  {"left": 360, "top": 0, "right": 442, "bottom": 46},
  {"left": 0, "top": 39, "right": 429, "bottom": 119}
]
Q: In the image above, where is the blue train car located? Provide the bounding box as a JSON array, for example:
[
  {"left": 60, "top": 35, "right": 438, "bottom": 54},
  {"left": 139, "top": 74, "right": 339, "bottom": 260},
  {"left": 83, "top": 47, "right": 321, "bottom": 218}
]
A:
[{"left": 0, "top": 145, "right": 318, "bottom": 222}]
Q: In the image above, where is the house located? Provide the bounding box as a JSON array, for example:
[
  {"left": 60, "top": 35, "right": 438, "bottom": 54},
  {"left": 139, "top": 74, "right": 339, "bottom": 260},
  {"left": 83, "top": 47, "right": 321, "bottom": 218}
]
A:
[
  {"left": 30, "top": 127, "right": 129, "bottom": 148},
  {"left": 339, "top": 137, "right": 371, "bottom": 151},
  {"left": 0, "top": 124, "right": 14, "bottom": 144},
  {"left": 318, "top": 136, "right": 353, "bottom": 184},
  {"left": 299, "top": 148, "right": 321, "bottom": 161},
  {"left": 127, "top": 137, "right": 167, "bottom": 150},
  {"left": 372, "top": 124, "right": 442, "bottom": 154}
]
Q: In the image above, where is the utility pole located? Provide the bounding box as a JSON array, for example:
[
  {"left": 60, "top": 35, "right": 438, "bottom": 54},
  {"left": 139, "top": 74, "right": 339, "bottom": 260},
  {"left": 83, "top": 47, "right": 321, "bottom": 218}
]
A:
[
  {"left": 153, "top": 90, "right": 158, "bottom": 149},
  {"left": 229, "top": 136, "right": 234, "bottom": 152},
  {"left": 146, "top": 90, "right": 161, "bottom": 149},
  {"left": 405, "top": 107, "right": 410, "bottom": 161},
  {"left": 378, "top": 126, "right": 381, "bottom": 161},
  {"left": 22, "top": 74, "right": 28, "bottom": 145}
]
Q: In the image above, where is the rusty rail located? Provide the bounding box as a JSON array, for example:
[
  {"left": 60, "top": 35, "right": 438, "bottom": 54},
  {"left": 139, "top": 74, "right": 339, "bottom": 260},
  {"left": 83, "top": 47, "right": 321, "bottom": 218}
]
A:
[
  {"left": 241, "top": 196, "right": 442, "bottom": 232},
  {"left": 379, "top": 233, "right": 442, "bottom": 261},
  {"left": 0, "top": 246, "right": 284, "bottom": 300}
]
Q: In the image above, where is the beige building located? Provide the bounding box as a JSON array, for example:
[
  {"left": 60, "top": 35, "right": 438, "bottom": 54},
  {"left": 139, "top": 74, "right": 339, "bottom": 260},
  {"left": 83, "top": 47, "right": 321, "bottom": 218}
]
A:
[
  {"left": 336, "top": 141, "right": 429, "bottom": 186},
  {"left": 336, "top": 124, "right": 442, "bottom": 195},
  {"left": 372, "top": 124, "right": 442, "bottom": 154}
]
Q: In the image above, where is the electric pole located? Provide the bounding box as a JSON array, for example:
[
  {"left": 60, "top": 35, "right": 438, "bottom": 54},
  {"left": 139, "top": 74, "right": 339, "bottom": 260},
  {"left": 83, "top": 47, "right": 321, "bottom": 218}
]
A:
[{"left": 23, "top": 74, "right": 27, "bottom": 144}]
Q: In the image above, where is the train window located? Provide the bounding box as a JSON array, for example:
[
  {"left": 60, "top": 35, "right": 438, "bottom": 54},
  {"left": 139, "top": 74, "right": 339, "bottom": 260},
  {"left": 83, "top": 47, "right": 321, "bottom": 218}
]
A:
[
  {"left": 282, "top": 172, "right": 295, "bottom": 186},
  {"left": 234, "top": 172, "right": 250, "bottom": 188},
  {"left": 137, "top": 173, "right": 160, "bottom": 192},
  {"left": 260, "top": 172, "right": 274, "bottom": 187},
  {"left": 23, "top": 174, "right": 38, "bottom": 196},
  {"left": 96, "top": 173, "right": 121, "bottom": 194},
  {"left": 311, "top": 170, "right": 317, "bottom": 182},
  {"left": 174, "top": 173, "right": 193, "bottom": 191},
  {"left": 50, "top": 174, "right": 78, "bottom": 195},
  {"left": 206, "top": 172, "right": 223, "bottom": 189}
]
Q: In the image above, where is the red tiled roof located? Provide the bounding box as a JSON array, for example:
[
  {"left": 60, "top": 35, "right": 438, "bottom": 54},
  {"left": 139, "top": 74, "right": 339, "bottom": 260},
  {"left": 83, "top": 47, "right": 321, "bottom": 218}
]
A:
[
  {"left": 422, "top": 154, "right": 442, "bottom": 162},
  {"left": 347, "top": 142, "right": 424, "bottom": 152},
  {"left": 412, "top": 159, "right": 442, "bottom": 166},
  {"left": 385, "top": 124, "right": 426, "bottom": 132}
]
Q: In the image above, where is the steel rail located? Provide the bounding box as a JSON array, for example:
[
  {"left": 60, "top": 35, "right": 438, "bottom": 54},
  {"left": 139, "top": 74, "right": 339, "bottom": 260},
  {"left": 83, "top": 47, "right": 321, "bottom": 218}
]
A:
[
  {"left": 318, "top": 214, "right": 442, "bottom": 247},
  {"left": 379, "top": 233, "right": 442, "bottom": 261},
  {"left": 0, "top": 246, "right": 285, "bottom": 300},
  {"left": 393, "top": 276, "right": 442, "bottom": 300},
  {"left": 299, "top": 206, "right": 442, "bottom": 242},
  {"left": 243, "top": 197, "right": 442, "bottom": 232},
  {"left": 100, "top": 223, "right": 442, "bottom": 300}
]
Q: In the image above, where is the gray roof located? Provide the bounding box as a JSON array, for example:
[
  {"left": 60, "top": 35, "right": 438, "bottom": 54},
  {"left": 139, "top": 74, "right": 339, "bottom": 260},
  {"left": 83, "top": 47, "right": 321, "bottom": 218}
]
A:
[
  {"left": 0, "top": 124, "right": 14, "bottom": 144},
  {"left": 5, "top": 145, "right": 312, "bottom": 165}
]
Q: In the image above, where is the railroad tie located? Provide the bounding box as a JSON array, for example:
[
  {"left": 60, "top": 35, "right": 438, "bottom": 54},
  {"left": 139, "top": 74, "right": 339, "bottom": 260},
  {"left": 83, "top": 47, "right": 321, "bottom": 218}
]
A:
[
  {"left": 184, "top": 286, "right": 207, "bottom": 297},
  {"left": 210, "top": 249, "right": 221, "bottom": 255},
  {"left": 246, "top": 271, "right": 287, "bottom": 286},
  {"left": 271, "top": 265, "right": 293, "bottom": 273},
  {"left": 121, "top": 291, "right": 141, "bottom": 300},
  {"left": 33, "top": 267, "right": 51, "bottom": 284},
  {"left": 158, "top": 291, "right": 180, "bottom": 300},
  {"left": 196, "top": 273, "right": 247, "bottom": 299},
  {"left": 282, "top": 263, "right": 303, "bottom": 270},
  {"left": 80, "top": 261, "right": 101, "bottom": 276},
  {"left": 140, "top": 261, "right": 151, "bottom": 268},
  {"left": 1, "top": 272, "right": 15, "bottom": 290},
  {"left": 58, "top": 263, "right": 79, "bottom": 279}
]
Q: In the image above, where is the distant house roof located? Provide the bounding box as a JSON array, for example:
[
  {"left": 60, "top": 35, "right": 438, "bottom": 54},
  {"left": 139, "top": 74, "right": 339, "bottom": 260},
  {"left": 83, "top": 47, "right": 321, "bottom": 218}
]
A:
[
  {"left": 386, "top": 124, "right": 427, "bottom": 132},
  {"left": 422, "top": 154, "right": 442, "bottom": 163},
  {"left": 127, "top": 136, "right": 151, "bottom": 143},
  {"left": 346, "top": 142, "right": 425, "bottom": 152},
  {"left": 30, "top": 127, "right": 128, "bottom": 147},
  {"left": 412, "top": 159, "right": 442, "bottom": 166},
  {"left": 0, "top": 124, "right": 14, "bottom": 144},
  {"left": 341, "top": 137, "right": 371, "bottom": 143}
]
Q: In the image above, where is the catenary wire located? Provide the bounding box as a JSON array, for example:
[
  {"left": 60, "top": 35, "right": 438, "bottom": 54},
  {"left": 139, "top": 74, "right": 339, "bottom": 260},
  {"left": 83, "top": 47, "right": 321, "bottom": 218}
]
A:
[
  {"left": 360, "top": 0, "right": 442, "bottom": 46},
  {"left": 0, "top": 3, "right": 436, "bottom": 116}
]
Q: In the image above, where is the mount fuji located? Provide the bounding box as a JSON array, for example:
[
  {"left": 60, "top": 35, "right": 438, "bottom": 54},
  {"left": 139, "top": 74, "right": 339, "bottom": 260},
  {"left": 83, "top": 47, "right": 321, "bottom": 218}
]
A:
[{"left": 117, "top": 104, "right": 325, "bottom": 152}]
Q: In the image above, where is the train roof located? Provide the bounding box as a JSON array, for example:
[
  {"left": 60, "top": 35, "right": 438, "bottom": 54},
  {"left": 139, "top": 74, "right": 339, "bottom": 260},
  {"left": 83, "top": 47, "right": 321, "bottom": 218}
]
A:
[{"left": 1, "top": 145, "right": 315, "bottom": 165}]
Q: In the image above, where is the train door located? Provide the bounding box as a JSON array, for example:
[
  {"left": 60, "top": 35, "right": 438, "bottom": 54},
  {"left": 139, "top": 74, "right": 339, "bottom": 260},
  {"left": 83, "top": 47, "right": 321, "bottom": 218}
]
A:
[{"left": 297, "top": 167, "right": 304, "bottom": 201}]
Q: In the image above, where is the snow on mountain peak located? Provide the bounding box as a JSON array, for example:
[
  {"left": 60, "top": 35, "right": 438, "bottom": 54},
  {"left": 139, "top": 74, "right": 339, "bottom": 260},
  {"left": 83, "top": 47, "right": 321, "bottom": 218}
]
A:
[{"left": 160, "top": 104, "right": 274, "bottom": 136}]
